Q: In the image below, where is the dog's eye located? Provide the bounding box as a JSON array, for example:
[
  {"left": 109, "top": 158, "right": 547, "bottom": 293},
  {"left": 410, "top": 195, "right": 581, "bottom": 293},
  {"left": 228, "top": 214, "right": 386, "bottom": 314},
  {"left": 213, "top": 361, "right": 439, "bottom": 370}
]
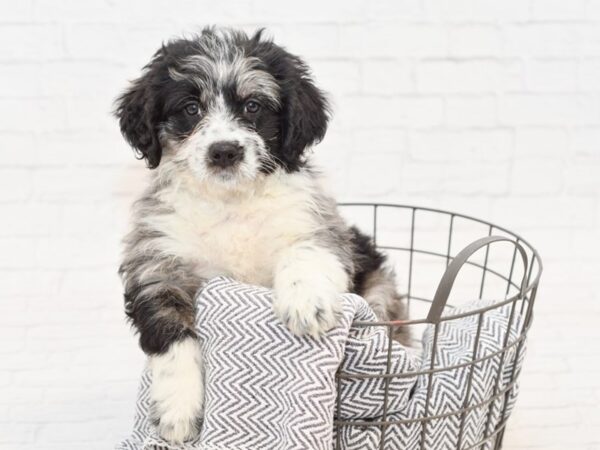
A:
[
  {"left": 244, "top": 100, "right": 261, "bottom": 114},
  {"left": 184, "top": 102, "right": 200, "bottom": 116}
]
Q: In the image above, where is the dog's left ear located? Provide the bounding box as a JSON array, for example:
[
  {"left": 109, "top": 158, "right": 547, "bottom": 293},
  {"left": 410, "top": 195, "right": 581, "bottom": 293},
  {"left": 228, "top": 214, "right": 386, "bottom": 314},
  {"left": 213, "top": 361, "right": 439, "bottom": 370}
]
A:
[{"left": 279, "top": 56, "right": 330, "bottom": 168}]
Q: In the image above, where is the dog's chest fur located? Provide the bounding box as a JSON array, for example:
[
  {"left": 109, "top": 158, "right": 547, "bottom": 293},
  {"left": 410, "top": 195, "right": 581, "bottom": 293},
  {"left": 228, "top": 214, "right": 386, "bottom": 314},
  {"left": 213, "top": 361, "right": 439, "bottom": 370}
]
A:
[{"left": 148, "top": 171, "right": 324, "bottom": 286}]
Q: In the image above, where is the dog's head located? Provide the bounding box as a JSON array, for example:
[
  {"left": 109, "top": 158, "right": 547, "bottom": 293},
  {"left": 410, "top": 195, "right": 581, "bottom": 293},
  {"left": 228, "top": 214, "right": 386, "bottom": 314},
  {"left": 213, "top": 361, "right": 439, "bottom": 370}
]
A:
[{"left": 115, "top": 27, "right": 329, "bottom": 186}]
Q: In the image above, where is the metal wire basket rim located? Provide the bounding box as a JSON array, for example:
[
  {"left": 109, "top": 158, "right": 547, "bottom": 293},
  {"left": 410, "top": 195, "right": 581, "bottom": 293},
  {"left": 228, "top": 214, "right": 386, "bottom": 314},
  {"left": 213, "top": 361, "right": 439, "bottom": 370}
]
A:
[
  {"left": 339, "top": 201, "right": 543, "bottom": 282},
  {"left": 332, "top": 203, "right": 538, "bottom": 450},
  {"left": 338, "top": 202, "right": 543, "bottom": 324}
]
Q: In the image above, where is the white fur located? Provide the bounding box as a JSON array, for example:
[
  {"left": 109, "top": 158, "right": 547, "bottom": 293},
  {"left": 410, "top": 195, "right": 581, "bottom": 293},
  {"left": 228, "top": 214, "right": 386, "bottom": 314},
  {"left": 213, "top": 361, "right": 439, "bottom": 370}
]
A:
[
  {"left": 135, "top": 166, "right": 349, "bottom": 335},
  {"left": 142, "top": 168, "right": 334, "bottom": 287},
  {"left": 137, "top": 169, "right": 349, "bottom": 440},
  {"left": 149, "top": 337, "right": 204, "bottom": 443},
  {"left": 273, "top": 241, "right": 349, "bottom": 337},
  {"left": 169, "top": 55, "right": 280, "bottom": 108},
  {"left": 166, "top": 95, "right": 268, "bottom": 187},
  {"left": 121, "top": 29, "right": 361, "bottom": 446}
]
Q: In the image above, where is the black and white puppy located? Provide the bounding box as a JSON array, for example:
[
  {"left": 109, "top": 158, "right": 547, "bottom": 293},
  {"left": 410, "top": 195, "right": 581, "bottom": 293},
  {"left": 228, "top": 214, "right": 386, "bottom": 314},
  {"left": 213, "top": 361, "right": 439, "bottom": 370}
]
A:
[{"left": 115, "top": 27, "right": 407, "bottom": 443}]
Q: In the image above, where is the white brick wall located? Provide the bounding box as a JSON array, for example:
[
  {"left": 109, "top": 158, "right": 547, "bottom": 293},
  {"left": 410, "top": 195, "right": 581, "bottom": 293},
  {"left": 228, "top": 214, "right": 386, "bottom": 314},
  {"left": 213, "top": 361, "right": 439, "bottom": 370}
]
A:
[{"left": 1, "top": 1, "right": 599, "bottom": 448}]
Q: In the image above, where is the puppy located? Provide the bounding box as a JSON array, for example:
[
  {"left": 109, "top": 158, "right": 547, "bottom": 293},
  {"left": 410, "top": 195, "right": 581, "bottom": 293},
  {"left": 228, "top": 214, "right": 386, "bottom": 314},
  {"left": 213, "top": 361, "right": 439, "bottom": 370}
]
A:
[{"left": 115, "top": 27, "right": 407, "bottom": 443}]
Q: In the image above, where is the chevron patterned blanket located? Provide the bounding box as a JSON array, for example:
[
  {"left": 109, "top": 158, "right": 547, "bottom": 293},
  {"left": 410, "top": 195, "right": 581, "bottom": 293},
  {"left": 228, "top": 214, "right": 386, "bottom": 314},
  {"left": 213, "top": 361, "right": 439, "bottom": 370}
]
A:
[{"left": 117, "top": 277, "right": 524, "bottom": 450}]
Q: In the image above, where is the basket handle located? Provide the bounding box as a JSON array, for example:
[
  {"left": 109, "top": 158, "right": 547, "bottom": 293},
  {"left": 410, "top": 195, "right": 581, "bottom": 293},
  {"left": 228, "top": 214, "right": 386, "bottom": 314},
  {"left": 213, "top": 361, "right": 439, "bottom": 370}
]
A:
[{"left": 426, "top": 236, "right": 529, "bottom": 324}]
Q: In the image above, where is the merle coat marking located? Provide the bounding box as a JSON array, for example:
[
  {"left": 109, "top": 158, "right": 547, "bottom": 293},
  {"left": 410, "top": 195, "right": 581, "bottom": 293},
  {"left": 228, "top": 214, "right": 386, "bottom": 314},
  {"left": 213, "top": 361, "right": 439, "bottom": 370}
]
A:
[{"left": 115, "top": 27, "right": 407, "bottom": 443}]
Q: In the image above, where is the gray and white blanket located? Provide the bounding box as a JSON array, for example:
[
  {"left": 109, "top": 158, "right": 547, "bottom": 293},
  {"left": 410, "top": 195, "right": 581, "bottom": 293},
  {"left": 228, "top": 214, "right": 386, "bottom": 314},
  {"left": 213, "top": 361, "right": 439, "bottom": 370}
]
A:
[{"left": 117, "top": 277, "right": 524, "bottom": 450}]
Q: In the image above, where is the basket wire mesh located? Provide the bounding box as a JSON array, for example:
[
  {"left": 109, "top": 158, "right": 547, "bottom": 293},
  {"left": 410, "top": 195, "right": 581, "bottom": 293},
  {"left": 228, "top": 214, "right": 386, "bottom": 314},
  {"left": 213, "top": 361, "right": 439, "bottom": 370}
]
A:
[{"left": 334, "top": 204, "right": 543, "bottom": 450}]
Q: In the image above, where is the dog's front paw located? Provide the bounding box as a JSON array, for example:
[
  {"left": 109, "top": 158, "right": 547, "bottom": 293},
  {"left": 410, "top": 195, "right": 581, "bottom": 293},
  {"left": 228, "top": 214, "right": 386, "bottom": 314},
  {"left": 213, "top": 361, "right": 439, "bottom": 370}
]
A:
[
  {"left": 273, "top": 279, "right": 342, "bottom": 338},
  {"left": 156, "top": 410, "right": 200, "bottom": 444},
  {"left": 150, "top": 337, "right": 204, "bottom": 444}
]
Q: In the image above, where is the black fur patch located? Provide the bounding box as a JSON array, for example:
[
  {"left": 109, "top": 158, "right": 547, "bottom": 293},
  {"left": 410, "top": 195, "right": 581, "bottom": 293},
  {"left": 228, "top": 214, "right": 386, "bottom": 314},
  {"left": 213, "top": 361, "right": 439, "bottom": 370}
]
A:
[
  {"left": 349, "top": 226, "right": 387, "bottom": 295},
  {"left": 124, "top": 282, "right": 197, "bottom": 354},
  {"left": 244, "top": 30, "right": 330, "bottom": 172},
  {"left": 114, "top": 27, "right": 330, "bottom": 173}
]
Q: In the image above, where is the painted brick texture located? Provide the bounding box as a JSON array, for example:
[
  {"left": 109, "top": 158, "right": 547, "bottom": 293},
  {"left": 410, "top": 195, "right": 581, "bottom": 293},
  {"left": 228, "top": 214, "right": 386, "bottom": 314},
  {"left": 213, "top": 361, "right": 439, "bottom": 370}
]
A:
[{"left": 1, "top": 1, "right": 599, "bottom": 448}]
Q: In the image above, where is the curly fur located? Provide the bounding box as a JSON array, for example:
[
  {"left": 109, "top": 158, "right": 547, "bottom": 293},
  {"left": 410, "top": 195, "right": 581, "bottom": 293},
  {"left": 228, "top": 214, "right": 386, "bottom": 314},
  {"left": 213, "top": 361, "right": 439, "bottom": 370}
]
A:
[{"left": 115, "top": 26, "right": 408, "bottom": 444}]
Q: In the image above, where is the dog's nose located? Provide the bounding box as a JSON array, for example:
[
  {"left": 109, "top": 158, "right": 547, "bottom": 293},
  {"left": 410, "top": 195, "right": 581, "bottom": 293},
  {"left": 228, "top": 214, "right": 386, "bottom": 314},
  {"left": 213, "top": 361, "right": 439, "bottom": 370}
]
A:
[{"left": 207, "top": 141, "right": 244, "bottom": 168}]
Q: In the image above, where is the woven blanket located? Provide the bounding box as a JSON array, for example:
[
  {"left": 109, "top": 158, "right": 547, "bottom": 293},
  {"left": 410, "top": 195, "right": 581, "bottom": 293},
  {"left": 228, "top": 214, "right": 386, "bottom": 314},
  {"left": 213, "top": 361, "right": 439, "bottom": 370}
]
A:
[{"left": 117, "top": 277, "right": 524, "bottom": 450}]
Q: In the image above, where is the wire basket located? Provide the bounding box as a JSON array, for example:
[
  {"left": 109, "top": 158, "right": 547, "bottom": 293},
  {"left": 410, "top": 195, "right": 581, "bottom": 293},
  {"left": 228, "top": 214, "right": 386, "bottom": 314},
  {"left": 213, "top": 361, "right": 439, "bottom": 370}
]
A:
[{"left": 334, "top": 203, "right": 543, "bottom": 450}]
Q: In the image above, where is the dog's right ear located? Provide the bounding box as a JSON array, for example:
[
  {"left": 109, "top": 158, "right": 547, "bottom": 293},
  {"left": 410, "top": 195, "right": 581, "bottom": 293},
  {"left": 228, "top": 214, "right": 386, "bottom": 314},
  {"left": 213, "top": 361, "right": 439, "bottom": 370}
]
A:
[{"left": 114, "top": 52, "right": 165, "bottom": 169}]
